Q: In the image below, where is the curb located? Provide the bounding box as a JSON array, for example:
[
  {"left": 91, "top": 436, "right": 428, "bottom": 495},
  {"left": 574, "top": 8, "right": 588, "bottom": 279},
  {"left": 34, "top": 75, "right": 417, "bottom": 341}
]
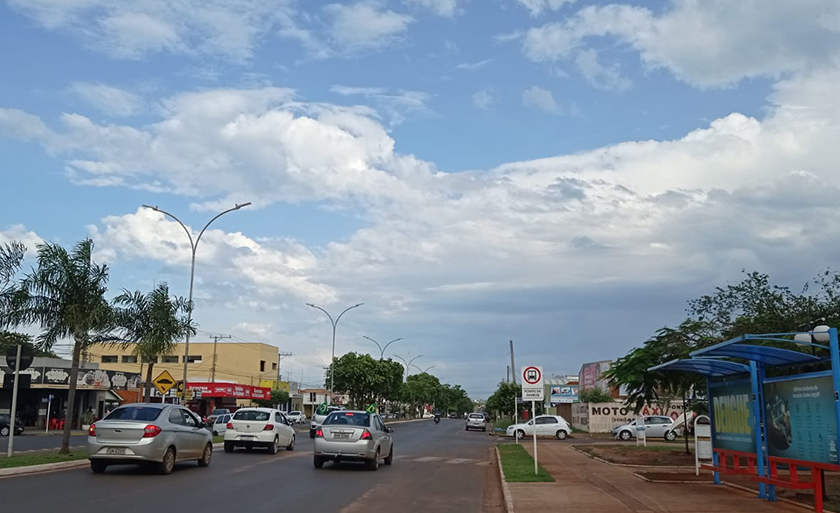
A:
[
  {"left": 569, "top": 445, "right": 695, "bottom": 469},
  {"left": 632, "top": 472, "right": 713, "bottom": 484},
  {"left": 495, "top": 446, "right": 516, "bottom": 513},
  {"left": 0, "top": 459, "right": 89, "bottom": 478}
]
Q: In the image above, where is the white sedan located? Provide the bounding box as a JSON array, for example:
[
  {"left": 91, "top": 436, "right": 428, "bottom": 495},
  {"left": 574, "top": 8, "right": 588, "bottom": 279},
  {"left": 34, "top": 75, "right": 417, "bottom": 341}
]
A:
[
  {"left": 223, "top": 408, "right": 295, "bottom": 454},
  {"left": 506, "top": 415, "right": 572, "bottom": 440},
  {"left": 286, "top": 411, "right": 306, "bottom": 424}
]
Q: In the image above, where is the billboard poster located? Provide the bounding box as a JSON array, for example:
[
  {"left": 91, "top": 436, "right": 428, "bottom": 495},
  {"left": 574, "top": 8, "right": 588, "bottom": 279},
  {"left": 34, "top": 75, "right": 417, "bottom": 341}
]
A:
[
  {"left": 579, "top": 360, "right": 612, "bottom": 392},
  {"left": 550, "top": 385, "right": 579, "bottom": 404},
  {"left": 764, "top": 375, "right": 838, "bottom": 465},
  {"left": 709, "top": 381, "right": 755, "bottom": 453}
]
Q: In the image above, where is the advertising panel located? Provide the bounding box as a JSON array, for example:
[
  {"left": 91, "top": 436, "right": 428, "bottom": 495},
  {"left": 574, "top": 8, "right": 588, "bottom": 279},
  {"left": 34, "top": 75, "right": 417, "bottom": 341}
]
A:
[
  {"left": 550, "top": 385, "right": 579, "bottom": 404},
  {"left": 0, "top": 367, "right": 142, "bottom": 390},
  {"left": 579, "top": 360, "right": 612, "bottom": 393},
  {"left": 709, "top": 381, "right": 755, "bottom": 453},
  {"left": 585, "top": 402, "right": 685, "bottom": 433},
  {"left": 764, "top": 375, "right": 838, "bottom": 465}
]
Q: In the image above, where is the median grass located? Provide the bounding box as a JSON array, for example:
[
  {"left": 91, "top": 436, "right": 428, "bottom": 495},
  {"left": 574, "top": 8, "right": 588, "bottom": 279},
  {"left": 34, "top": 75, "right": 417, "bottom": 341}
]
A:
[
  {"left": 0, "top": 451, "right": 87, "bottom": 469},
  {"left": 213, "top": 436, "right": 224, "bottom": 444},
  {"left": 497, "top": 444, "right": 555, "bottom": 482}
]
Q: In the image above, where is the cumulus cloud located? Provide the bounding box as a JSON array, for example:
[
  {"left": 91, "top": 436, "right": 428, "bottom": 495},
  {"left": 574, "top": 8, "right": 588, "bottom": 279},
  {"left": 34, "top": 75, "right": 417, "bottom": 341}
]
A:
[
  {"left": 405, "top": 0, "right": 464, "bottom": 17},
  {"left": 522, "top": 86, "right": 558, "bottom": 113},
  {"left": 472, "top": 89, "right": 496, "bottom": 109},
  {"left": 516, "top": 0, "right": 577, "bottom": 17},
  {"left": 68, "top": 82, "right": 144, "bottom": 117},
  {"left": 323, "top": 2, "right": 413, "bottom": 53},
  {"left": 329, "top": 85, "right": 433, "bottom": 126}
]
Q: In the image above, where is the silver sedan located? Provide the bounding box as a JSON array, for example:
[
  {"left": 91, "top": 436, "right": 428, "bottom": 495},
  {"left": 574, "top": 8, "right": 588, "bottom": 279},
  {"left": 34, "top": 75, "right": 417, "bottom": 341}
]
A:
[
  {"left": 313, "top": 410, "right": 394, "bottom": 471},
  {"left": 87, "top": 403, "right": 213, "bottom": 474}
]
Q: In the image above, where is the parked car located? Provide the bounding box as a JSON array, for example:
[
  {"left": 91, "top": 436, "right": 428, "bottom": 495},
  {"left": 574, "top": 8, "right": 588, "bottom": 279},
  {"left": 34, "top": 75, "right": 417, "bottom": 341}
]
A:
[
  {"left": 506, "top": 415, "right": 572, "bottom": 440},
  {"left": 211, "top": 408, "right": 231, "bottom": 416},
  {"left": 313, "top": 410, "right": 394, "bottom": 470},
  {"left": 211, "top": 413, "right": 232, "bottom": 436},
  {"left": 465, "top": 413, "right": 487, "bottom": 432},
  {"left": 612, "top": 415, "right": 676, "bottom": 441},
  {"left": 310, "top": 405, "right": 344, "bottom": 438},
  {"left": 224, "top": 408, "right": 295, "bottom": 454},
  {"left": 286, "top": 411, "right": 306, "bottom": 424},
  {"left": 0, "top": 413, "right": 24, "bottom": 436},
  {"left": 665, "top": 412, "right": 697, "bottom": 439},
  {"left": 87, "top": 403, "right": 213, "bottom": 475}
]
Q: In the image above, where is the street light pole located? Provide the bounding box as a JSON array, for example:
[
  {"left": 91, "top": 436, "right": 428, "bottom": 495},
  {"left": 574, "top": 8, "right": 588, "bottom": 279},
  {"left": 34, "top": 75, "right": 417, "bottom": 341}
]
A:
[
  {"left": 412, "top": 364, "right": 436, "bottom": 374},
  {"left": 142, "top": 202, "right": 251, "bottom": 401},
  {"left": 307, "top": 302, "right": 363, "bottom": 404},
  {"left": 362, "top": 336, "right": 403, "bottom": 360},
  {"left": 393, "top": 354, "right": 423, "bottom": 381}
]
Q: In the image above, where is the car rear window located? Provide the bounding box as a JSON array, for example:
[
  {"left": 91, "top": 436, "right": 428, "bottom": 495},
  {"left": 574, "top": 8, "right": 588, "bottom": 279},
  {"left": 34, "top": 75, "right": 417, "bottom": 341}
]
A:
[
  {"left": 106, "top": 406, "right": 163, "bottom": 421},
  {"left": 324, "top": 412, "right": 370, "bottom": 426},
  {"left": 469, "top": 414, "right": 485, "bottom": 419},
  {"left": 233, "top": 410, "right": 271, "bottom": 421},
  {"left": 290, "top": 411, "right": 301, "bottom": 415}
]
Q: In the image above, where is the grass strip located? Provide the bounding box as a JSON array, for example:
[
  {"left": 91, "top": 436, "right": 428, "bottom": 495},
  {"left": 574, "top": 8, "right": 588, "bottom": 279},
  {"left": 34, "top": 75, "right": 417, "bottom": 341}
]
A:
[
  {"left": 497, "top": 444, "right": 555, "bottom": 482},
  {"left": 0, "top": 451, "right": 87, "bottom": 469},
  {"left": 213, "top": 436, "right": 224, "bottom": 443}
]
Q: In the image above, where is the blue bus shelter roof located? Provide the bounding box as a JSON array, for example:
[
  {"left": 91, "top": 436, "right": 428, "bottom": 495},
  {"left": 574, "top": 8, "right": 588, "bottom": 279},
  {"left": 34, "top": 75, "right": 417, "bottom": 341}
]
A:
[
  {"left": 649, "top": 358, "right": 750, "bottom": 377},
  {"left": 690, "top": 341, "right": 820, "bottom": 366}
]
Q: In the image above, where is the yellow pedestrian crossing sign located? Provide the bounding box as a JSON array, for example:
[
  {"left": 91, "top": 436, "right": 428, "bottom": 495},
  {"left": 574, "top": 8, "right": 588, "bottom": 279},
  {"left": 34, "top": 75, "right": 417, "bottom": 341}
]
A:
[{"left": 153, "top": 370, "right": 177, "bottom": 395}]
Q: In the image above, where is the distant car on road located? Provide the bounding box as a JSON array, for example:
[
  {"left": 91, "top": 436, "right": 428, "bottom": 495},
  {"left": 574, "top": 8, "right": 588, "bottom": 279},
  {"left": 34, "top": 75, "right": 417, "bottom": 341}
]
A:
[
  {"left": 286, "top": 411, "right": 306, "bottom": 424},
  {"left": 224, "top": 408, "right": 295, "bottom": 454},
  {"left": 87, "top": 403, "right": 213, "bottom": 475},
  {"left": 506, "top": 415, "right": 572, "bottom": 440},
  {"left": 0, "top": 413, "right": 24, "bottom": 436},
  {"left": 612, "top": 416, "right": 676, "bottom": 441},
  {"left": 210, "top": 413, "right": 232, "bottom": 436},
  {"left": 465, "top": 413, "right": 487, "bottom": 432},
  {"left": 310, "top": 406, "right": 344, "bottom": 438},
  {"left": 313, "top": 410, "right": 394, "bottom": 471},
  {"left": 211, "top": 408, "right": 231, "bottom": 416}
]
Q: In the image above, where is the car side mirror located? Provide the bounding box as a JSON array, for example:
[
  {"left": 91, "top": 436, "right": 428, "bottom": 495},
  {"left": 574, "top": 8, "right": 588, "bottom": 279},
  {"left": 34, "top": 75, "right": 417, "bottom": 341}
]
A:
[{"left": 387, "top": 427, "right": 394, "bottom": 433}]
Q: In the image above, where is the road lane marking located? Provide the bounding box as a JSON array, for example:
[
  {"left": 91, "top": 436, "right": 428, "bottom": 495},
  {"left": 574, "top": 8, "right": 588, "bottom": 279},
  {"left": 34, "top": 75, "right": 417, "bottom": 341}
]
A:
[
  {"left": 414, "top": 456, "right": 444, "bottom": 462},
  {"left": 445, "top": 458, "right": 477, "bottom": 464}
]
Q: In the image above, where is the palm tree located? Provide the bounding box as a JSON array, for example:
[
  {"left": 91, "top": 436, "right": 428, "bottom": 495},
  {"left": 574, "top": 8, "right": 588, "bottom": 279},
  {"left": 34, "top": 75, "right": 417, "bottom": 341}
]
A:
[
  {"left": 4, "top": 239, "right": 116, "bottom": 454},
  {"left": 113, "top": 283, "right": 195, "bottom": 403},
  {"left": 0, "top": 241, "right": 25, "bottom": 304}
]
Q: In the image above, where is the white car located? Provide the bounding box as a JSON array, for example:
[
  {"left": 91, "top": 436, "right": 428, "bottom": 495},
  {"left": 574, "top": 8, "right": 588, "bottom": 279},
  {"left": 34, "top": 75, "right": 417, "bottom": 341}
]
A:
[
  {"left": 506, "top": 415, "right": 572, "bottom": 440},
  {"left": 612, "top": 415, "right": 675, "bottom": 441},
  {"left": 310, "top": 406, "right": 344, "bottom": 438},
  {"left": 223, "top": 408, "right": 295, "bottom": 454},
  {"left": 286, "top": 411, "right": 306, "bottom": 424},
  {"left": 211, "top": 413, "right": 232, "bottom": 436}
]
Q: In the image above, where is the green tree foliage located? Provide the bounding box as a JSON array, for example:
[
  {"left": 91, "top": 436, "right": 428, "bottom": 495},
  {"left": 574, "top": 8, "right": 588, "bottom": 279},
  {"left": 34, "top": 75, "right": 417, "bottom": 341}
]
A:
[
  {"left": 113, "top": 282, "right": 196, "bottom": 403},
  {"left": 485, "top": 381, "right": 523, "bottom": 418},
  {"left": 578, "top": 388, "right": 614, "bottom": 403},
  {"left": 325, "top": 352, "right": 404, "bottom": 409},
  {"left": 3, "top": 239, "right": 118, "bottom": 454},
  {"left": 400, "top": 372, "right": 441, "bottom": 416},
  {"left": 254, "top": 389, "right": 290, "bottom": 409},
  {"left": 0, "top": 331, "right": 56, "bottom": 358}
]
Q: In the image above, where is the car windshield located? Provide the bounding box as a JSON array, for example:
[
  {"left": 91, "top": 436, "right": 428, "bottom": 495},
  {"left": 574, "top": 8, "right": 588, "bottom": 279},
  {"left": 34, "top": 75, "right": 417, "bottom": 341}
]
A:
[
  {"left": 290, "top": 411, "right": 301, "bottom": 415},
  {"left": 324, "top": 412, "right": 370, "bottom": 426},
  {"left": 212, "top": 409, "right": 228, "bottom": 415},
  {"left": 233, "top": 410, "right": 271, "bottom": 421},
  {"left": 106, "top": 406, "right": 163, "bottom": 421}
]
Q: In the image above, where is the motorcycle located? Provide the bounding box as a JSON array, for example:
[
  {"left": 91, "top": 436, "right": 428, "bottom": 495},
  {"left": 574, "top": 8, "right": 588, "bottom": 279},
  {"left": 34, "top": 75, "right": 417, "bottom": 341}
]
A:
[{"left": 434, "top": 416, "right": 440, "bottom": 424}]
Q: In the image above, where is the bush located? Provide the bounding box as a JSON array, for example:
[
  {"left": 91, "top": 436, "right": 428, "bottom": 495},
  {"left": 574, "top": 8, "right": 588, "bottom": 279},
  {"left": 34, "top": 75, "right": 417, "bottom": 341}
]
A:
[{"left": 578, "top": 388, "right": 614, "bottom": 403}]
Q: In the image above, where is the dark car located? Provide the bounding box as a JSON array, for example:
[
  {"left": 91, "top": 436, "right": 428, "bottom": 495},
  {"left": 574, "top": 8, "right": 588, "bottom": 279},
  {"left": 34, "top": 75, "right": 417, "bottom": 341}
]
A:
[{"left": 0, "top": 413, "right": 24, "bottom": 436}]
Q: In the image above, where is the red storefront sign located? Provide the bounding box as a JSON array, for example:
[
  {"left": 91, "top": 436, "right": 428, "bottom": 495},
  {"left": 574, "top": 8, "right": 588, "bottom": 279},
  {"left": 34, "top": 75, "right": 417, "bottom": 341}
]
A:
[{"left": 188, "top": 382, "right": 271, "bottom": 399}]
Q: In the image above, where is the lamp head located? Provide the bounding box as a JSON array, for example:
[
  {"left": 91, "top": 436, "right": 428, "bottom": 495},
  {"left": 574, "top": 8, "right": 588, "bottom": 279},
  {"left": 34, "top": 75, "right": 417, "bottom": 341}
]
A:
[{"left": 812, "top": 325, "right": 831, "bottom": 344}]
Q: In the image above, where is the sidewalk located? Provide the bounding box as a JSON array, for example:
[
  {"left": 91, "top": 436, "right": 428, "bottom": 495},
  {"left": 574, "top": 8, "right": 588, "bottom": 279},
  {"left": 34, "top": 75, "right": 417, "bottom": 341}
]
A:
[{"left": 507, "top": 443, "right": 804, "bottom": 513}]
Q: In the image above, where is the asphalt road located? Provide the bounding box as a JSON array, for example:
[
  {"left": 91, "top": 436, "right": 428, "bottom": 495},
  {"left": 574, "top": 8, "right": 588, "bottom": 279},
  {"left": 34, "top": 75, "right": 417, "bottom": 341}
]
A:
[
  {"left": 0, "top": 434, "right": 88, "bottom": 452},
  {"left": 0, "top": 419, "right": 503, "bottom": 513}
]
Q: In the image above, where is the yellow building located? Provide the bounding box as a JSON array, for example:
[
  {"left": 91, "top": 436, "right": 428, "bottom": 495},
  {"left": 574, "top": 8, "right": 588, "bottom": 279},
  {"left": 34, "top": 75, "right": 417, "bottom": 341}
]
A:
[{"left": 87, "top": 341, "right": 281, "bottom": 387}]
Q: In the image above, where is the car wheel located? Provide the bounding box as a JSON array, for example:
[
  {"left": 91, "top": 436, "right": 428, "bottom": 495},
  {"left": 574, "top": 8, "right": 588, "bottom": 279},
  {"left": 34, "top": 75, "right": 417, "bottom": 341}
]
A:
[
  {"left": 90, "top": 460, "right": 108, "bottom": 474},
  {"left": 384, "top": 444, "right": 394, "bottom": 466},
  {"left": 314, "top": 455, "right": 325, "bottom": 469},
  {"left": 556, "top": 430, "right": 568, "bottom": 440},
  {"left": 197, "top": 443, "right": 213, "bottom": 467},
  {"left": 516, "top": 430, "right": 526, "bottom": 440},
  {"left": 309, "top": 429, "right": 316, "bottom": 439},
  {"left": 286, "top": 434, "right": 295, "bottom": 451},
  {"left": 619, "top": 430, "right": 632, "bottom": 441},
  {"left": 482, "top": 427, "right": 486, "bottom": 432},
  {"left": 665, "top": 430, "right": 677, "bottom": 441},
  {"left": 268, "top": 436, "right": 279, "bottom": 455},
  {"left": 465, "top": 426, "right": 469, "bottom": 431},
  {"left": 224, "top": 442, "right": 234, "bottom": 453},
  {"left": 158, "top": 447, "right": 176, "bottom": 475},
  {"left": 367, "top": 450, "right": 380, "bottom": 471},
  {"left": 212, "top": 431, "right": 219, "bottom": 437},
  {"left": 0, "top": 426, "right": 9, "bottom": 437}
]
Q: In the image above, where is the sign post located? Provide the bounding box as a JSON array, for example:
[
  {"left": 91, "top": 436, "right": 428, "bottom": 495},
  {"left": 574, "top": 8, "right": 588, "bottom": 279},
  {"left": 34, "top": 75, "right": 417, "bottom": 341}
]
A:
[
  {"left": 694, "top": 415, "right": 713, "bottom": 476},
  {"left": 45, "top": 394, "right": 54, "bottom": 433},
  {"left": 521, "top": 366, "right": 544, "bottom": 476},
  {"left": 636, "top": 416, "right": 646, "bottom": 447},
  {"left": 6, "top": 344, "right": 34, "bottom": 457}
]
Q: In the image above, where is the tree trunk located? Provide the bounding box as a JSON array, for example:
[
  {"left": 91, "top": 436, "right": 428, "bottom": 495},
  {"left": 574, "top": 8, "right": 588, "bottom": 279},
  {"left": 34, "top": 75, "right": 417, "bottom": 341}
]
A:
[
  {"left": 683, "top": 390, "right": 691, "bottom": 455},
  {"left": 144, "top": 362, "right": 155, "bottom": 403},
  {"left": 61, "top": 339, "right": 83, "bottom": 454}
]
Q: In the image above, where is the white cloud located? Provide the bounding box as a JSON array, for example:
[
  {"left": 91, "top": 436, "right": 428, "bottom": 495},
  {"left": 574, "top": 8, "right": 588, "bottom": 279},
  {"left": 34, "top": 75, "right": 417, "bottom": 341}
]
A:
[
  {"left": 329, "top": 85, "right": 433, "bottom": 126},
  {"left": 516, "top": 0, "right": 577, "bottom": 17},
  {"left": 405, "top": 0, "right": 464, "bottom": 17},
  {"left": 0, "top": 225, "right": 44, "bottom": 253},
  {"left": 521, "top": 86, "right": 558, "bottom": 113},
  {"left": 68, "top": 82, "right": 144, "bottom": 117},
  {"left": 323, "top": 2, "right": 413, "bottom": 53},
  {"left": 521, "top": 1, "right": 840, "bottom": 88},
  {"left": 574, "top": 49, "right": 631, "bottom": 92},
  {"left": 455, "top": 59, "right": 493, "bottom": 71},
  {"left": 472, "top": 89, "right": 496, "bottom": 109}
]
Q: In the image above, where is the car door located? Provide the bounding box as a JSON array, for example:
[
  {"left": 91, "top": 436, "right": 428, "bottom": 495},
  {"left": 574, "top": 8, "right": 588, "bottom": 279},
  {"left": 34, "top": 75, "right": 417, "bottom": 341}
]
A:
[
  {"left": 540, "top": 416, "right": 560, "bottom": 436},
  {"left": 180, "top": 409, "right": 207, "bottom": 458},
  {"left": 275, "top": 412, "right": 292, "bottom": 445},
  {"left": 644, "top": 416, "right": 666, "bottom": 438},
  {"left": 374, "top": 415, "right": 391, "bottom": 456}
]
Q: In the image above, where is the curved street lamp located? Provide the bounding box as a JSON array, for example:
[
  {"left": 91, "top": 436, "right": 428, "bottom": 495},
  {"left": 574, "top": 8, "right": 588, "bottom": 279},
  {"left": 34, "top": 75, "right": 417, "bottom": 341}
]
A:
[
  {"left": 363, "top": 336, "right": 403, "bottom": 360},
  {"left": 142, "top": 202, "right": 251, "bottom": 399},
  {"left": 393, "top": 354, "right": 423, "bottom": 380},
  {"left": 307, "top": 302, "right": 364, "bottom": 402},
  {"left": 412, "top": 364, "right": 436, "bottom": 374}
]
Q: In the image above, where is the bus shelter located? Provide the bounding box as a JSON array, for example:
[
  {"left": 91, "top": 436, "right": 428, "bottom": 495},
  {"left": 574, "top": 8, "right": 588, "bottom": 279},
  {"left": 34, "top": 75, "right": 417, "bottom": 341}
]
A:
[{"left": 649, "top": 327, "right": 840, "bottom": 512}]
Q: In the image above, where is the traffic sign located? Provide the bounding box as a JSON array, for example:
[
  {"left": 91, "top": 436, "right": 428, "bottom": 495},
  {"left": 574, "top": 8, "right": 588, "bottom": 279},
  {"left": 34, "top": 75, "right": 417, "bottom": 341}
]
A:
[
  {"left": 153, "top": 370, "right": 177, "bottom": 396},
  {"left": 5, "top": 344, "right": 34, "bottom": 372},
  {"left": 521, "top": 365, "right": 544, "bottom": 401}
]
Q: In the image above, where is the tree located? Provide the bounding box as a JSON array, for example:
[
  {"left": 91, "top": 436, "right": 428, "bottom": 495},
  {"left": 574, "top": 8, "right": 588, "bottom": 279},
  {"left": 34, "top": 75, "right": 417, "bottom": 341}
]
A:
[
  {"left": 4, "top": 239, "right": 117, "bottom": 454},
  {"left": 400, "top": 372, "right": 441, "bottom": 417},
  {"left": 113, "top": 282, "right": 195, "bottom": 403},
  {"left": 0, "top": 331, "right": 56, "bottom": 358},
  {"left": 255, "top": 389, "right": 290, "bottom": 409},
  {"left": 326, "top": 353, "right": 404, "bottom": 409},
  {"left": 578, "top": 388, "right": 614, "bottom": 403},
  {"left": 0, "top": 241, "right": 25, "bottom": 320},
  {"left": 485, "top": 381, "right": 524, "bottom": 418}
]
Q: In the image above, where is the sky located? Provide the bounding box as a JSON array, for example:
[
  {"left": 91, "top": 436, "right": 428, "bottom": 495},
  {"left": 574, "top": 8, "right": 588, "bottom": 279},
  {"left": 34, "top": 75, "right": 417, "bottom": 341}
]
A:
[{"left": 1, "top": 0, "right": 840, "bottom": 397}]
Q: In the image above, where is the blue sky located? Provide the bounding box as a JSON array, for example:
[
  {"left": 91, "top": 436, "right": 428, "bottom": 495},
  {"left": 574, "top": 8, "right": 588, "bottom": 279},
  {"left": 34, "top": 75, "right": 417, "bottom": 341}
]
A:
[{"left": 2, "top": 0, "right": 840, "bottom": 396}]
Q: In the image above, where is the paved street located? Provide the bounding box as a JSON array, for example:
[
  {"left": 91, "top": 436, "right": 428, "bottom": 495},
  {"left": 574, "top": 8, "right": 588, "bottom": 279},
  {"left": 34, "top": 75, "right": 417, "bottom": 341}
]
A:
[
  {"left": 0, "top": 434, "right": 88, "bottom": 453},
  {"left": 0, "top": 419, "right": 503, "bottom": 513}
]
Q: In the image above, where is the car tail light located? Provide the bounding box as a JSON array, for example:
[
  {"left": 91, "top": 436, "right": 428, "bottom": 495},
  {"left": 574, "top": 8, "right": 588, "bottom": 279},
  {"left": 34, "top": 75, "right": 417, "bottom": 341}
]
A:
[
  {"left": 315, "top": 429, "right": 324, "bottom": 438},
  {"left": 360, "top": 429, "right": 372, "bottom": 440},
  {"left": 88, "top": 424, "right": 96, "bottom": 437},
  {"left": 226, "top": 422, "right": 234, "bottom": 430},
  {"left": 263, "top": 424, "right": 274, "bottom": 431},
  {"left": 143, "top": 425, "right": 162, "bottom": 438}
]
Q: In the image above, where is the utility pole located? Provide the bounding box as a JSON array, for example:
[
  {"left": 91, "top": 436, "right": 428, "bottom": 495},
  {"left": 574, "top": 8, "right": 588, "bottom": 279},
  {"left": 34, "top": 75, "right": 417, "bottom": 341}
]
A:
[
  {"left": 210, "top": 335, "right": 231, "bottom": 382},
  {"left": 506, "top": 365, "right": 510, "bottom": 383},
  {"left": 509, "top": 340, "right": 517, "bottom": 384}
]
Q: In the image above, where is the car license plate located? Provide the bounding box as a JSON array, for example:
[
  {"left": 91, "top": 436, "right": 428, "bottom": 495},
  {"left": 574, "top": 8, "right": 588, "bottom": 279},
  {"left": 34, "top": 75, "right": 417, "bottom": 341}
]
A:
[
  {"left": 239, "top": 435, "right": 255, "bottom": 440},
  {"left": 106, "top": 448, "right": 126, "bottom": 455},
  {"left": 333, "top": 433, "right": 351, "bottom": 439}
]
